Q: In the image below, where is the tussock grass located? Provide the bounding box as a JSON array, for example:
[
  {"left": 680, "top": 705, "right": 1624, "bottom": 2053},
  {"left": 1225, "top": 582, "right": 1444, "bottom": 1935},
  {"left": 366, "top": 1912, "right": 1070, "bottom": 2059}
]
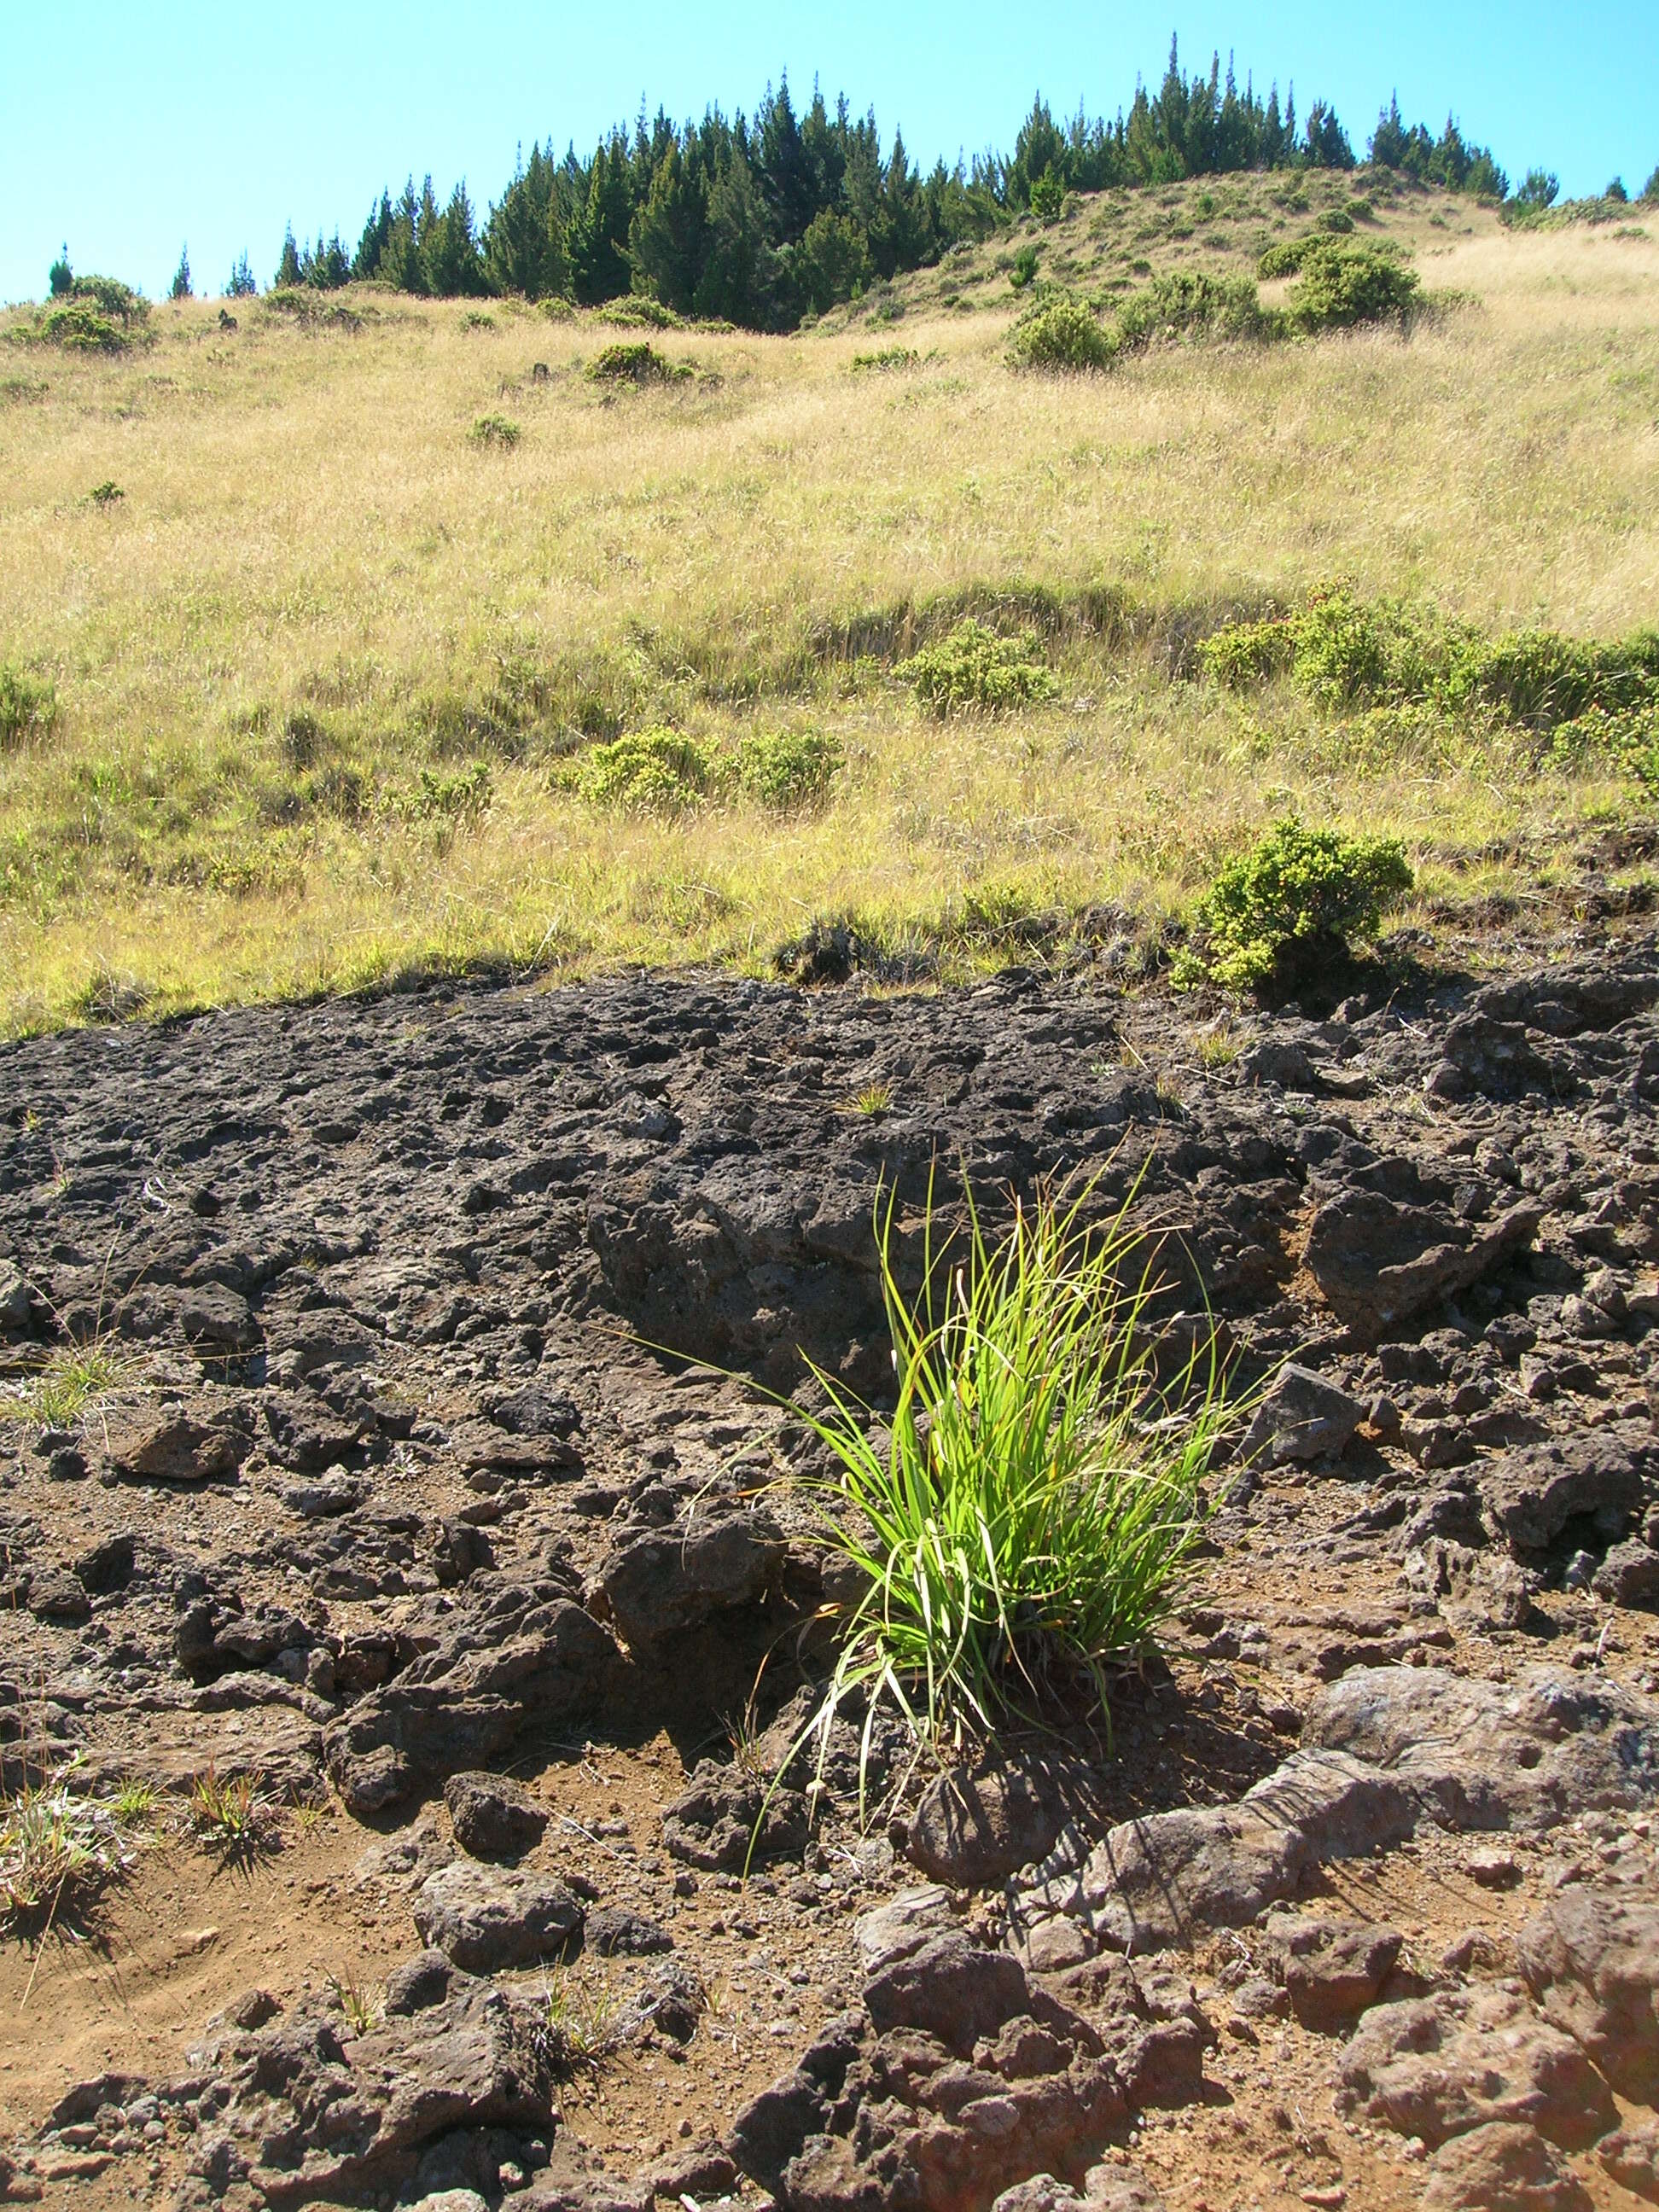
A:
[
  {"left": 0, "top": 188, "right": 1655, "bottom": 1030},
  {"left": 0, "top": 1759, "right": 145, "bottom": 1935},
  {"left": 787, "top": 1173, "right": 1231, "bottom": 1795}
]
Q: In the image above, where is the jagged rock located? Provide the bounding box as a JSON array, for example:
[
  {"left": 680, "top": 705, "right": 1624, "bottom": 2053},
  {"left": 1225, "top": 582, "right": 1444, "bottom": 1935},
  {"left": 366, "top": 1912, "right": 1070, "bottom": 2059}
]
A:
[
  {"left": 1480, "top": 1435, "right": 1648, "bottom": 1553},
  {"left": 587, "top": 1508, "right": 787, "bottom": 1646},
  {"left": 413, "top": 1861, "right": 582, "bottom": 1972},
  {"left": 1239, "top": 1365, "right": 1368, "bottom": 1464},
  {"left": 179, "top": 1284, "right": 260, "bottom": 1352},
  {"left": 992, "top": 2169, "right": 1166, "bottom": 2212},
  {"left": 856, "top": 1887, "right": 956, "bottom": 1971},
  {"left": 584, "top": 1907, "right": 672, "bottom": 1957},
  {"left": 907, "top": 1755, "right": 1099, "bottom": 1889},
  {"left": 660, "top": 1759, "right": 810, "bottom": 1871},
  {"left": 1593, "top": 1540, "right": 1659, "bottom": 1609},
  {"left": 323, "top": 1586, "right": 618, "bottom": 1814},
  {"left": 383, "top": 1950, "right": 460, "bottom": 2016},
  {"left": 1404, "top": 1538, "right": 1535, "bottom": 1632},
  {"left": 1261, "top": 1912, "right": 1404, "bottom": 2031},
  {"left": 105, "top": 1412, "right": 248, "bottom": 1484},
  {"left": 1600, "top": 2119, "right": 1659, "bottom": 2203},
  {"left": 864, "top": 1931, "right": 1032, "bottom": 2054},
  {"left": 1514, "top": 1887, "right": 1659, "bottom": 2099},
  {"left": 1013, "top": 1749, "right": 1415, "bottom": 1954},
  {"left": 445, "top": 1770, "right": 550, "bottom": 1861},
  {"left": 1303, "top": 1665, "right": 1659, "bottom": 1831},
  {"left": 1336, "top": 1982, "right": 1615, "bottom": 2149},
  {"left": 1422, "top": 2122, "right": 1592, "bottom": 2212},
  {"left": 1303, "top": 1184, "right": 1541, "bottom": 1337},
  {"left": 1427, "top": 1013, "right": 1563, "bottom": 1103}
]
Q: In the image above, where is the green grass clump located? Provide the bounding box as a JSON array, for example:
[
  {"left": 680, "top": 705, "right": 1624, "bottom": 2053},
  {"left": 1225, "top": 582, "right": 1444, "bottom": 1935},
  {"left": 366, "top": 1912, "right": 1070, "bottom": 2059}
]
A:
[
  {"left": 1177, "top": 814, "right": 1413, "bottom": 992},
  {"left": 1007, "top": 295, "right": 1113, "bottom": 373},
  {"left": 565, "top": 726, "right": 717, "bottom": 811},
  {"left": 896, "top": 620, "right": 1057, "bottom": 714},
  {"left": 0, "top": 666, "right": 59, "bottom": 751},
  {"left": 0, "top": 1342, "right": 131, "bottom": 1432},
  {"left": 734, "top": 728, "right": 841, "bottom": 809},
  {"left": 469, "top": 413, "right": 521, "bottom": 448},
  {"left": 789, "top": 1174, "right": 1229, "bottom": 1778},
  {"left": 1, "top": 1761, "right": 139, "bottom": 1933},
  {"left": 851, "top": 346, "right": 921, "bottom": 373}
]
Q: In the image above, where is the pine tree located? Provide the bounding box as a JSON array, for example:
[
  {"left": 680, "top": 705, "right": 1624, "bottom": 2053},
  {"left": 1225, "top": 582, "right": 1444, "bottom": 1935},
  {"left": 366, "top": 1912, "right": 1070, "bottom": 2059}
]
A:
[
  {"left": 225, "top": 253, "right": 257, "bottom": 298},
  {"left": 694, "top": 146, "right": 778, "bottom": 324},
  {"left": 275, "top": 224, "right": 302, "bottom": 288},
  {"left": 353, "top": 192, "right": 395, "bottom": 282},
  {"left": 170, "top": 245, "right": 193, "bottom": 300},
  {"left": 1643, "top": 166, "right": 1659, "bottom": 206},
  {"left": 630, "top": 141, "right": 708, "bottom": 313},
  {"left": 568, "top": 137, "right": 635, "bottom": 304},
  {"left": 49, "top": 245, "right": 73, "bottom": 299}
]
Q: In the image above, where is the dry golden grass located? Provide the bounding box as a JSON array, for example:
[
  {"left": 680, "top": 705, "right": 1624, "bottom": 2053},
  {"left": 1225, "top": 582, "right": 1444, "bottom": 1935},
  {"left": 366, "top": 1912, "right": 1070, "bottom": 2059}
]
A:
[{"left": 0, "top": 173, "right": 1656, "bottom": 1032}]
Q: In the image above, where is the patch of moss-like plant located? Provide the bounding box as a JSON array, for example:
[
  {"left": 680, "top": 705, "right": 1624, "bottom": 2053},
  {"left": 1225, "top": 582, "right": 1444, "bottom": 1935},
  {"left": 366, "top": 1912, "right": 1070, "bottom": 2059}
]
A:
[
  {"left": 1007, "top": 295, "right": 1112, "bottom": 374},
  {"left": 587, "top": 342, "right": 690, "bottom": 386},
  {"left": 896, "top": 620, "right": 1058, "bottom": 714},
  {"left": 1176, "top": 815, "right": 1414, "bottom": 993},
  {"left": 563, "top": 727, "right": 716, "bottom": 811}
]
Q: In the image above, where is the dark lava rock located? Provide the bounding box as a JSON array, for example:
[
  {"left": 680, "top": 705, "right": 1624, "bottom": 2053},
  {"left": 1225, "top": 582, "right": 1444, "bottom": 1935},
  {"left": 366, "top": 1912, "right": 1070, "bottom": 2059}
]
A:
[
  {"left": 1303, "top": 1183, "right": 1541, "bottom": 1338},
  {"left": 413, "top": 1860, "right": 582, "bottom": 1972},
  {"left": 1336, "top": 1982, "right": 1616, "bottom": 2149},
  {"left": 1480, "top": 1434, "right": 1649, "bottom": 1554},
  {"left": 660, "top": 1759, "right": 810, "bottom": 1872},
  {"left": 445, "top": 1770, "right": 550, "bottom": 1860},
  {"left": 180, "top": 1284, "right": 260, "bottom": 1353},
  {"left": 381, "top": 1948, "right": 458, "bottom": 2016},
  {"left": 584, "top": 1906, "right": 673, "bottom": 1957},
  {"left": 73, "top": 1533, "right": 136, "bottom": 1594},
  {"left": 105, "top": 1412, "right": 248, "bottom": 1484},
  {"left": 1239, "top": 1364, "right": 1368, "bottom": 1466},
  {"left": 1422, "top": 2122, "right": 1592, "bottom": 2212},
  {"left": 864, "top": 1930, "right": 1031, "bottom": 2055},
  {"left": 1514, "top": 1886, "right": 1659, "bottom": 2100},
  {"left": 589, "top": 1507, "right": 787, "bottom": 1647},
  {"left": 1592, "top": 1540, "right": 1659, "bottom": 1609},
  {"left": 1600, "top": 2119, "right": 1659, "bottom": 2204},
  {"left": 906, "top": 1754, "right": 1097, "bottom": 1890},
  {"left": 1261, "top": 1912, "right": 1404, "bottom": 2031},
  {"left": 322, "top": 1584, "right": 618, "bottom": 1815}
]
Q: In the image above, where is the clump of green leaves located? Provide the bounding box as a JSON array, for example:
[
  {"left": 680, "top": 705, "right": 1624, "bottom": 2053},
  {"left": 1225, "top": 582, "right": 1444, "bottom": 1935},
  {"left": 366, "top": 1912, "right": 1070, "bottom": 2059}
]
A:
[
  {"left": 1009, "top": 243, "right": 1039, "bottom": 290},
  {"left": 1177, "top": 815, "right": 1413, "bottom": 992},
  {"left": 0, "top": 1342, "right": 131, "bottom": 1432},
  {"left": 389, "top": 762, "right": 493, "bottom": 823},
  {"left": 734, "top": 729, "right": 841, "bottom": 809},
  {"left": 1113, "top": 269, "right": 1280, "bottom": 349},
  {"left": 1007, "top": 294, "right": 1112, "bottom": 373},
  {"left": 851, "top": 346, "right": 920, "bottom": 373},
  {"left": 1287, "top": 241, "right": 1421, "bottom": 330},
  {"left": 896, "top": 620, "right": 1057, "bottom": 714},
  {"left": 564, "top": 726, "right": 717, "bottom": 811},
  {"left": 789, "top": 1173, "right": 1230, "bottom": 1774},
  {"left": 469, "top": 413, "right": 521, "bottom": 448},
  {"left": 0, "top": 666, "right": 60, "bottom": 751},
  {"left": 587, "top": 341, "right": 690, "bottom": 385}
]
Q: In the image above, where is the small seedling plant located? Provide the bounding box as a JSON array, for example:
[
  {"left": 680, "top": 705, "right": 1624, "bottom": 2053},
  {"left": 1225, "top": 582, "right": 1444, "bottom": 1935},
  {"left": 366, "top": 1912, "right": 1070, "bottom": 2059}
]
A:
[{"left": 781, "top": 1168, "right": 1231, "bottom": 1814}]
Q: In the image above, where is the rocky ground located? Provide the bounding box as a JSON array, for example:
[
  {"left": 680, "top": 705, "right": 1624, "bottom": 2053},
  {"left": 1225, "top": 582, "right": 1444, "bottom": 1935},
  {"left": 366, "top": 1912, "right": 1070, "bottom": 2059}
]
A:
[{"left": 1, "top": 916, "right": 1657, "bottom": 2212}]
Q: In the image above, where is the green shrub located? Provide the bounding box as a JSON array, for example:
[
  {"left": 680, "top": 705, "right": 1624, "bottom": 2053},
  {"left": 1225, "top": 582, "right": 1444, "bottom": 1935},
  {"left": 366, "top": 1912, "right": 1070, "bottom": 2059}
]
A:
[
  {"left": 1447, "top": 627, "right": 1659, "bottom": 727},
  {"left": 786, "top": 1173, "right": 1229, "bottom": 1773},
  {"left": 587, "top": 341, "right": 689, "bottom": 385},
  {"left": 469, "top": 414, "right": 521, "bottom": 448},
  {"left": 1007, "top": 295, "right": 1112, "bottom": 374},
  {"left": 896, "top": 620, "right": 1058, "bottom": 714},
  {"left": 89, "top": 480, "right": 124, "bottom": 507},
  {"left": 1112, "top": 270, "right": 1280, "bottom": 350},
  {"left": 1289, "top": 242, "right": 1422, "bottom": 331},
  {"left": 851, "top": 346, "right": 920, "bottom": 373},
  {"left": 1029, "top": 167, "right": 1065, "bottom": 225},
  {"left": 1009, "top": 243, "right": 1039, "bottom": 289},
  {"left": 33, "top": 304, "right": 129, "bottom": 352},
  {"left": 390, "top": 761, "right": 492, "bottom": 823},
  {"left": 564, "top": 726, "right": 715, "bottom": 811},
  {"left": 1320, "top": 207, "right": 1355, "bottom": 235},
  {"left": 1196, "top": 616, "right": 1295, "bottom": 688},
  {"left": 0, "top": 667, "right": 59, "bottom": 750},
  {"left": 735, "top": 729, "right": 841, "bottom": 809},
  {"left": 1179, "top": 815, "right": 1414, "bottom": 992},
  {"left": 1257, "top": 239, "right": 1310, "bottom": 279},
  {"left": 67, "top": 274, "right": 148, "bottom": 324},
  {"left": 595, "top": 298, "right": 681, "bottom": 329}
]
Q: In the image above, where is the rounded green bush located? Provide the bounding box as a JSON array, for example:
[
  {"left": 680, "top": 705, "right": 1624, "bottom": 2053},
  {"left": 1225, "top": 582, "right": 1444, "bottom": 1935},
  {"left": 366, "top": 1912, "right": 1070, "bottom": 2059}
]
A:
[{"left": 1008, "top": 296, "right": 1112, "bottom": 374}]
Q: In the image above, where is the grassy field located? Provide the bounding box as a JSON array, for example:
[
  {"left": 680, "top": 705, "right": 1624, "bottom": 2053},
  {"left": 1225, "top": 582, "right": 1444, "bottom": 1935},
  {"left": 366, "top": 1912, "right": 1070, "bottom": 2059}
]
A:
[{"left": 1, "top": 170, "right": 1656, "bottom": 1033}]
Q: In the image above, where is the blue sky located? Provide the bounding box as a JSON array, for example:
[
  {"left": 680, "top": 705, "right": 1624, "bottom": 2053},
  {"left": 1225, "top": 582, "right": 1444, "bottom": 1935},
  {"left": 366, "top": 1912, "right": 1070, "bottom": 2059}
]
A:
[{"left": 3, "top": 1, "right": 1654, "bottom": 304}]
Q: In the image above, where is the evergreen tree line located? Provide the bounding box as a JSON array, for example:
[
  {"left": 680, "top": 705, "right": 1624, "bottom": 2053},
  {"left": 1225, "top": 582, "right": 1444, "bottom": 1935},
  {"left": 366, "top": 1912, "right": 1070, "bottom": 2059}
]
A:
[{"left": 264, "top": 42, "right": 1528, "bottom": 329}]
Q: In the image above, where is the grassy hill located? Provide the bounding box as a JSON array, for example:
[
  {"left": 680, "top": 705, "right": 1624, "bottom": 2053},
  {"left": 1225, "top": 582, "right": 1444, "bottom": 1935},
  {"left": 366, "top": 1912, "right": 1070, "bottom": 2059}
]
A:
[{"left": 1, "top": 174, "right": 1656, "bottom": 1033}]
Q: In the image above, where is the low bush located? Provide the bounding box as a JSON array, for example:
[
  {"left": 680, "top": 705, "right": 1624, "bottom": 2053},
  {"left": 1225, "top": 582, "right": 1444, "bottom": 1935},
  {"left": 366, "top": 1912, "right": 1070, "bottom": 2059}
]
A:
[
  {"left": 895, "top": 620, "right": 1058, "bottom": 714},
  {"left": 595, "top": 298, "right": 681, "bottom": 329},
  {"left": 0, "top": 667, "right": 60, "bottom": 749},
  {"left": 1007, "top": 295, "right": 1111, "bottom": 374},
  {"left": 389, "top": 762, "right": 492, "bottom": 823},
  {"left": 1201, "top": 588, "right": 1659, "bottom": 732},
  {"left": 1009, "top": 243, "right": 1039, "bottom": 289},
  {"left": 1289, "top": 242, "right": 1421, "bottom": 331},
  {"left": 563, "top": 726, "right": 716, "bottom": 811},
  {"left": 788, "top": 1173, "right": 1230, "bottom": 1773},
  {"left": 1113, "top": 269, "right": 1279, "bottom": 350},
  {"left": 735, "top": 729, "right": 841, "bottom": 809},
  {"left": 67, "top": 274, "right": 148, "bottom": 324},
  {"left": 469, "top": 414, "right": 521, "bottom": 448},
  {"left": 32, "top": 303, "right": 130, "bottom": 352},
  {"left": 587, "top": 341, "right": 690, "bottom": 385},
  {"left": 1177, "top": 815, "right": 1414, "bottom": 992},
  {"left": 851, "top": 346, "right": 920, "bottom": 373},
  {"left": 1257, "top": 239, "right": 1309, "bottom": 279}
]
